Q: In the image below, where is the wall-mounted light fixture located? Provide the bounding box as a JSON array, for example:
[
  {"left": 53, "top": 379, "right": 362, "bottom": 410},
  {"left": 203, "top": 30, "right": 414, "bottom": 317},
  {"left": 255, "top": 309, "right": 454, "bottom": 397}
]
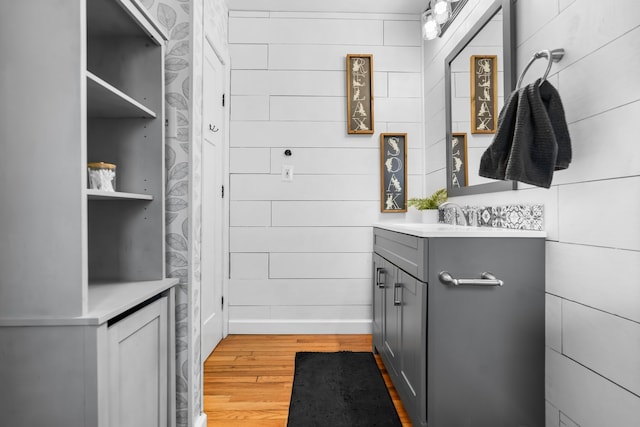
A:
[
  {"left": 433, "top": 0, "right": 452, "bottom": 24},
  {"left": 422, "top": 0, "right": 468, "bottom": 40},
  {"left": 421, "top": 10, "right": 440, "bottom": 40}
]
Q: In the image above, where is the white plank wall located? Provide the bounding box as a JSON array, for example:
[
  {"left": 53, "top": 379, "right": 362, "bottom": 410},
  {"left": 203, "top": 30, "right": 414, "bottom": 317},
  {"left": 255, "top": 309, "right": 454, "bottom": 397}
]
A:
[
  {"left": 422, "top": 0, "right": 640, "bottom": 425},
  {"left": 228, "top": 9, "right": 423, "bottom": 333}
]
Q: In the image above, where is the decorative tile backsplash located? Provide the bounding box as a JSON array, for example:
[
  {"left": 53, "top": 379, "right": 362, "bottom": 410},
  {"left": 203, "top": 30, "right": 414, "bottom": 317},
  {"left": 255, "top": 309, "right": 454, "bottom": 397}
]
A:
[{"left": 441, "top": 204, "right": 544, "bottom": 231}]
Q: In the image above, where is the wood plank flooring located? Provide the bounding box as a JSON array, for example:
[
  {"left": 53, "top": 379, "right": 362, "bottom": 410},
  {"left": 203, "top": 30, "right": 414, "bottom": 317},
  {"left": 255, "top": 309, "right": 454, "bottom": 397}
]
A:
[{"left": 203, "top": 334, "right": 411, "bottom": 426}]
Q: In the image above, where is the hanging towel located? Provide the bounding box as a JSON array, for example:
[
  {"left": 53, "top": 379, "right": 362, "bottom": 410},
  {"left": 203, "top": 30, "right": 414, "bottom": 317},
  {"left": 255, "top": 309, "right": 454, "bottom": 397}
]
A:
[{"left": 479, "top": 78, "right": 571, "bottom": 188}]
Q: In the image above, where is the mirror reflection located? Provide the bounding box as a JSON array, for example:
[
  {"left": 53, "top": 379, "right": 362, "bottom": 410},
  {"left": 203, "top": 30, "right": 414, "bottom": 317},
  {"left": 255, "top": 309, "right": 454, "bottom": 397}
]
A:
[
  {"left": 450, "top": 10, "right": 503, "bottom": 187},
  {"left": 445, "top": 0, "right": 516, "bottom": 196}
]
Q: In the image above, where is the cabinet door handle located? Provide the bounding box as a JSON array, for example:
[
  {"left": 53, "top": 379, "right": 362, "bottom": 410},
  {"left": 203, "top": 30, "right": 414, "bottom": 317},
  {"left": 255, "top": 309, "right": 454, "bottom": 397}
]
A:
[
  {"left": 393, "top": 283, "right": 402, "bottom": 305},
  {"left": 209, "top": 124, "right": 219, "bottom": 132},
  {"left": 438, "top": 271, "right": 504, "bottom": 287},
  {"left": 376, "top": 268, "right": 386, "bottom": 288}
]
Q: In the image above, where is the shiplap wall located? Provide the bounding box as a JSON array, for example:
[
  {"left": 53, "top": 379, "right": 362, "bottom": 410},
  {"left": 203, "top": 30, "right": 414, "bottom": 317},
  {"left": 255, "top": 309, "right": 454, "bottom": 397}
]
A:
[
  {"left": 228, "top": 10, "right": 423, "bottom": 333},
  {"left": 424, "top": 0, "right": 640, "bottom": 425}
]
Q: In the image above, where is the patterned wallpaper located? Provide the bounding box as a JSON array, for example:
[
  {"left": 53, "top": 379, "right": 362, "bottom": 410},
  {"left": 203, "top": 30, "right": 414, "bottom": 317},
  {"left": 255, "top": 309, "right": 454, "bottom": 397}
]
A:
[
  {"left": 144, "top": 1, "right": 194, "bottom": 425},
  {"left": 142, "top": 0, "right": 229, "bottom": 426}
]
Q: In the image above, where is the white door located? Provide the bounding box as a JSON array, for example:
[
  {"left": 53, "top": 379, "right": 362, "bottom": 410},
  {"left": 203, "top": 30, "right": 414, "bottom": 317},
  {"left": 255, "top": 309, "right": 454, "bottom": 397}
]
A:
[{"left": 201, "top": 39, "right": 225, "bottom": 359}]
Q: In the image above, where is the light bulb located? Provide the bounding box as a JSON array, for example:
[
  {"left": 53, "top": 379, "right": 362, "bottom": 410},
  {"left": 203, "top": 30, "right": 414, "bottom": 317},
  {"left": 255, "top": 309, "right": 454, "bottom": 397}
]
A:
[
  {"left": 433, "top": 0, "right": 451, "bottom": 25},
  {"left": 422, "top": 11, "right": 440, "bottom": 40}
]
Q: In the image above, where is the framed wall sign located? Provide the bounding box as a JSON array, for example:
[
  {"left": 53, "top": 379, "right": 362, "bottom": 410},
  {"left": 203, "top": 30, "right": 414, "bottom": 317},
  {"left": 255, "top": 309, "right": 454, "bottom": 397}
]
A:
[
  {"left": 346, "top": 54, "right": 374, "bottom": 134},
  {"left": 380, "top": 133, "right": 407, "bottom": 212},
  {"left": 470, "top": 55, "right": 498, "bottom": 134},
  {"left": 451, "top": 132, "right": 468, "bottom": 188}
]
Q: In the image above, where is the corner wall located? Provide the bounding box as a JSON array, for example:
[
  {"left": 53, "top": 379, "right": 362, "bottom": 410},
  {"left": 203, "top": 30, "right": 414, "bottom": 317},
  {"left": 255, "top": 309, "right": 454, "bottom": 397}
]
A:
[
  {"left": 227, "top": 10, "right": 424, "bottom": 333},
  {"left": 144, "top": 0, "right": 229, "bottom": 426},
  {"left": 424, "top": 0, "right": 640, "bottom": 425}
]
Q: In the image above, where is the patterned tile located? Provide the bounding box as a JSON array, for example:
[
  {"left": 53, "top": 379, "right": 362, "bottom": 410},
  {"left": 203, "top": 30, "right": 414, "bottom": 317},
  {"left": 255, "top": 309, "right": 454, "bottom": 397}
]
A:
[{"left": 440, "top": 204, "right": 544, "bottom": 231}]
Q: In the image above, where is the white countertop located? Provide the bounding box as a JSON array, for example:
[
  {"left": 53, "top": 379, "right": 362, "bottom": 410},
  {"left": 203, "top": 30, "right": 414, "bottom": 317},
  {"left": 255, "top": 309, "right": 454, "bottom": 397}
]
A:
[{"left": 374, "top": 222, "right": 546, "bottom": 238}]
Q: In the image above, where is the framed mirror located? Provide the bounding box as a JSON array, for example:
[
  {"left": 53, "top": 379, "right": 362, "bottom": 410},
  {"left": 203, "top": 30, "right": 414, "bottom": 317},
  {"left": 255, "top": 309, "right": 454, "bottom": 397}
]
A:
[
  {"left": 445, "top": 0, "right": 516, "bottom": 196},
  {"left": 440, "top": 0, "right": 469, "bottom": 36}
]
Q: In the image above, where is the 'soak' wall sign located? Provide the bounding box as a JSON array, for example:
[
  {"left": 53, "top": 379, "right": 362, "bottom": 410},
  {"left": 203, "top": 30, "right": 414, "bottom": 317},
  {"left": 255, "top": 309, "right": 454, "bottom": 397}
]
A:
[{"left": 380, "top": 133, "right": 407, "bottom": 212}]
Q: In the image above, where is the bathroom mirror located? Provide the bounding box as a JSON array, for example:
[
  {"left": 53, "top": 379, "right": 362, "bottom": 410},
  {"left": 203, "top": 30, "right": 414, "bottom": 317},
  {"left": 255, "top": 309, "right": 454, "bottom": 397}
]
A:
[
  {"left": 439, "top": 0, "right": 469, "bottom": 37},
  {"left": 445, "top": 0, "right": 516, "bottom": 196}
]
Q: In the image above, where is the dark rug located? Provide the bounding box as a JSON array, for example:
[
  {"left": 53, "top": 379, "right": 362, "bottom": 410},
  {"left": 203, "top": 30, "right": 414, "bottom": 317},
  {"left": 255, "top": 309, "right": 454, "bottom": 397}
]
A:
[{"left": 287, "top": 351, "right": 402, "bottom": 427}]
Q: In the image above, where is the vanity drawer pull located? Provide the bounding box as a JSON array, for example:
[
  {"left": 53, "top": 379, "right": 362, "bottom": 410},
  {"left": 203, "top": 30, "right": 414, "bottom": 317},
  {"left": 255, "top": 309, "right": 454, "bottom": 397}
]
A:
[
  {"left": 438, "top": 271, "right": 504, "bottom": 287},
  {"left": 393, "top": 283, "right": 402, "bottom": 305},
  {"left": 376, "top": 268, "right": 386, "bottom": 288}
]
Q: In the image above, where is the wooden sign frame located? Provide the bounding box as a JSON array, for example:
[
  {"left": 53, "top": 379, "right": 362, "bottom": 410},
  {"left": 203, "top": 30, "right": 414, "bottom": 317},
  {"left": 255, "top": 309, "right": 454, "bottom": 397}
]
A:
[
  {"left": 380, "top": 133, "right": 407, "bottom": 212},
  {"left": 346, "top": 54, "right": 374, "bottom": 134},
  {"left": 451, "top": 132, "right": 468, "bottom": 188},
  {"left": 470, "top": 55, "right": 498, "bottom": 134}
]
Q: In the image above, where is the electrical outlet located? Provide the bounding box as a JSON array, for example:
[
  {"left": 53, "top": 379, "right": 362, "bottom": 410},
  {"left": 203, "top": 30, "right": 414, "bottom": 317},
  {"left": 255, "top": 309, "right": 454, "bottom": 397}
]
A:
[{"left": 282, "top": 165, "right": 294, "bottom": 182}]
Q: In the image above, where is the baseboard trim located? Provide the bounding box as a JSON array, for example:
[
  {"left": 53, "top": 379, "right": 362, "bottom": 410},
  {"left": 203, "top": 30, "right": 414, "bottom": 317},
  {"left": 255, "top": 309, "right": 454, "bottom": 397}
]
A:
[
  {"left": 228, "top": 319, "right": 372, "bottom": 334},
  {"left": 194, "top": 412, "right": 207, "bottom": 427}
]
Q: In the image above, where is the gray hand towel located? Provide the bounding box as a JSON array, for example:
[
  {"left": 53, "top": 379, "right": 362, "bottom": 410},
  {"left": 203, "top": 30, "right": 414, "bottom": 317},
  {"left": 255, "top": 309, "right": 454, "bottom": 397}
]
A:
[{"left": 479, "top": 78, "right": 571, "bottom": 188}]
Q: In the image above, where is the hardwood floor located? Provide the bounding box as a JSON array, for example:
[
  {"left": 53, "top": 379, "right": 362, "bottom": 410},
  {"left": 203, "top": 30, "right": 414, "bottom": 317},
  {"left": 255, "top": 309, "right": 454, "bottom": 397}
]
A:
[{"left": 203, "top": 334, "right": 411, "bottom": 426}]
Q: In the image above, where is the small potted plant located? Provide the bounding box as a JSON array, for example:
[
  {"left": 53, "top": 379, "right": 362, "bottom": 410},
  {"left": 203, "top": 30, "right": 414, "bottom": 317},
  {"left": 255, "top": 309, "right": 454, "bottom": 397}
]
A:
[{"left": 407, "top": 188, "right": 447, "bottom": 223}]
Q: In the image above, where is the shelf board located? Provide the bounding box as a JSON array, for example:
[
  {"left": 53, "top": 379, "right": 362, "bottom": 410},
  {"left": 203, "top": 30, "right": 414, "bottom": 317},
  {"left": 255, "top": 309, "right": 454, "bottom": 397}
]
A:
[
  {"left": 87, "top": 71, "right": 156, "bottom": 118},
  {"left": 87, "top": 279, "right": 178, "bottom": 324},
  {"left": 87, "top": 189, "right": 153, "bottom": 201},
  {"left": 0, "top": 279, "right": 178, "bottom": 326}
]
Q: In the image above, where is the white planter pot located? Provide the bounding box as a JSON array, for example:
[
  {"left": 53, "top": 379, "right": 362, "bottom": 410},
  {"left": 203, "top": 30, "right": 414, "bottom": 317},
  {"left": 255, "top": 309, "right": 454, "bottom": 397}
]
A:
[
  {"left": 421, "top": 209, "right": 439, "bottom": 224},
  {"left": 406, "top": 206, "right": 421, "bottom": 222}
]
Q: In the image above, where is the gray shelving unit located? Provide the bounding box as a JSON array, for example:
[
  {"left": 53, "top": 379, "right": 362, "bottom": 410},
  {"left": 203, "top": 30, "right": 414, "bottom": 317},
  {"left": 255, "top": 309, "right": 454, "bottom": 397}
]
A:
[{"left": 0, "top": 1, "right": 177, "bottom": 425}]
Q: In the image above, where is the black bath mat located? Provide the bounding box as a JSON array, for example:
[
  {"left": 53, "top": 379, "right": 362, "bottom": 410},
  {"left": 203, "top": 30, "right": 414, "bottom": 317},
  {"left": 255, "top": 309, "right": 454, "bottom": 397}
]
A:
[{"left": 287, "top": 351, "right": 402, "bottom": 427}]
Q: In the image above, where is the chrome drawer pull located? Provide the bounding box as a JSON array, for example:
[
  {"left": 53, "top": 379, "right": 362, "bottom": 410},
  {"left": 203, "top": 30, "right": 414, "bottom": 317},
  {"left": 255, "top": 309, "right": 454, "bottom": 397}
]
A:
[
  {"left": 438, "top": 271, "right": 504, "bottom": 287},
  {"left": 394, "top": 283, "right": 402, "bottom": 305},
  {"left": 376, "top": 268, "right": 386, "bottom": 288}
]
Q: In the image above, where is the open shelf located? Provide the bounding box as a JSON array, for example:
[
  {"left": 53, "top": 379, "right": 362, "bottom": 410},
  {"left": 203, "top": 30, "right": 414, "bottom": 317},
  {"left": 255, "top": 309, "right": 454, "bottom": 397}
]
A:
[
  {"left": 87, "top": 71, "right": 156, "bottom": 118},
  {"left": 87, "top": 189, "right": 153, "bottom": 201},
  {"left": 87, "top": 0, "right": 168, "bottom": 43},
  {"left": 1, "top": 1, "right": 174, "bottom": 423}
]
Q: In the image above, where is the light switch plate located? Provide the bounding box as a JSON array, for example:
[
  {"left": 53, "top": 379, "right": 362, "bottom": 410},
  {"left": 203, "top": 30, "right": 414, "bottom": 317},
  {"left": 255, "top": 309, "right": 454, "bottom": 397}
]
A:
[{"left": 282, "top": 165, "right": 294, "bottom": 182}]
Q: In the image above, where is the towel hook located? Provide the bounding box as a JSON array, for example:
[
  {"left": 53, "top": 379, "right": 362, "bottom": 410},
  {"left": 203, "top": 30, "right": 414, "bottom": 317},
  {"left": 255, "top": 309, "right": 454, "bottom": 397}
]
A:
[{"left": 516, "top": 48, "right": 565, "bottom": 89}]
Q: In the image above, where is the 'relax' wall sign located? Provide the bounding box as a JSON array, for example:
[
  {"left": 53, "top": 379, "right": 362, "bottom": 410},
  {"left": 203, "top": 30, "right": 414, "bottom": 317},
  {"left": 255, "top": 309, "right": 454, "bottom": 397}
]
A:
[
  {"left": 346, "top": 54, "right": 374, "bottom": 134},
  {"left": 470, "top": 55, "right": 498, "bottom": 134}
]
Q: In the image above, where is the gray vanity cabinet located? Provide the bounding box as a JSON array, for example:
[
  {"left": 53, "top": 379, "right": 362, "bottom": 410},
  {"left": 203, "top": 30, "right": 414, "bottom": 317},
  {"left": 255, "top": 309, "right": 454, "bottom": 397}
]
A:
[
  {"left": 382, "top": 262, "right": 401, "bottom": 374},
  {"left": 372, "top": 254, "right": 388, "bottom": 354},
  {"left": 395, "top": 268, "right": 427, "bottom": 420},
  {"left": 373, "top": 252, "right": 427, "bottom": 424},
  {"left": 373, "top": 227, "right": 545, "bottom": 427}
]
